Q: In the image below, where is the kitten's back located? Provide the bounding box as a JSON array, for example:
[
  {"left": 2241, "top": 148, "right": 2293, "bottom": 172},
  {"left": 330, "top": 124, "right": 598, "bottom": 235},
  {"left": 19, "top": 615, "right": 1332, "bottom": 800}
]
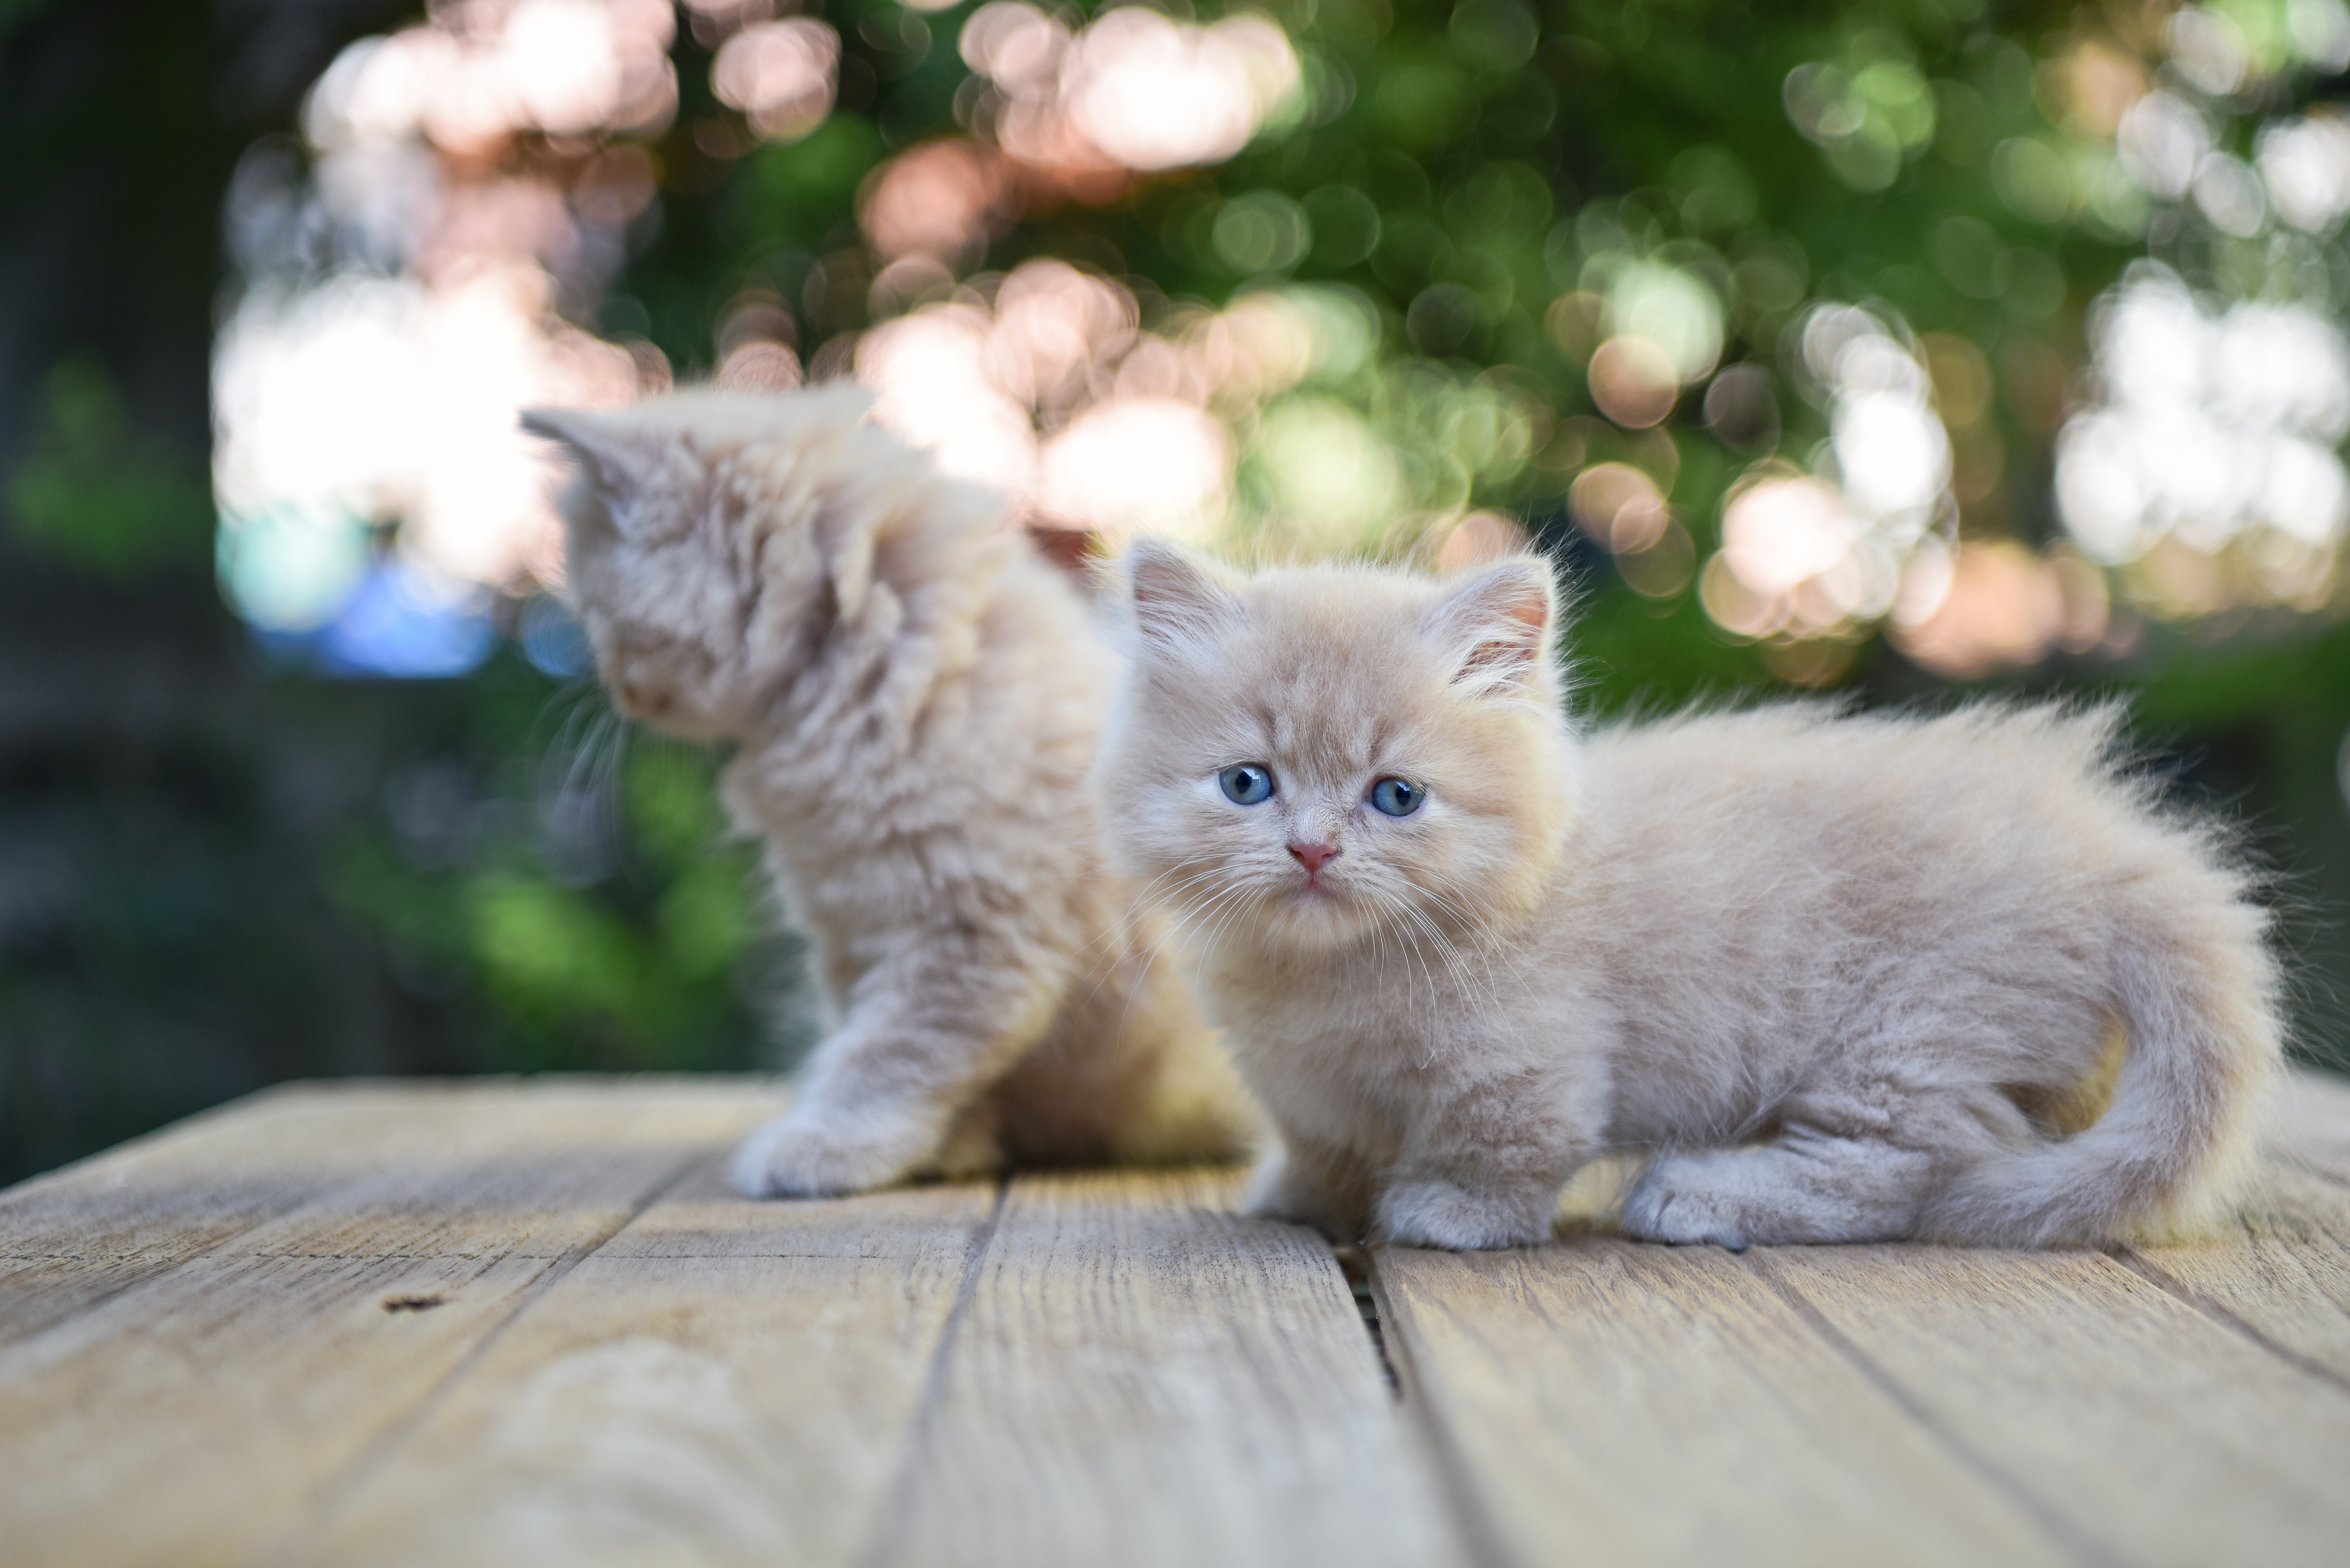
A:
[{"left": 1572, "top": 701, "right": 2275, "bottom": 1243}]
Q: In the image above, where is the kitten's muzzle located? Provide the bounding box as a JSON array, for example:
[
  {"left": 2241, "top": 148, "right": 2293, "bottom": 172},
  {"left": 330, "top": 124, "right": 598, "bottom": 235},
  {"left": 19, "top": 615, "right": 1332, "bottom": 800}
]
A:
[{"left": 1288, "top": 840, "right": 1339, "bottom": 875}]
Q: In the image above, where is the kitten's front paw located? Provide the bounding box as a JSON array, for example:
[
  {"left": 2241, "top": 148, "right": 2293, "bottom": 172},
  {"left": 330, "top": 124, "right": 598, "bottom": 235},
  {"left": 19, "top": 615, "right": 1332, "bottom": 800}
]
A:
[
  {"left": 1620, "top": 1156, "right": 1751, "bottom": 1251},
  {"left": 1374, "top": 1178, "right": 1551, "bottom": 1251},
  {"left": 729, "top": 1108, "right": 936, "bottom": 1198}
]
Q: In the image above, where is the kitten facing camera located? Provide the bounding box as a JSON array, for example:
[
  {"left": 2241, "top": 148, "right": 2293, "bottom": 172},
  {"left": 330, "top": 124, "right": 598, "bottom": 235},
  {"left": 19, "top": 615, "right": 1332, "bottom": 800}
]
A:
[
  {"left": 1093, "top": 543, "right": 2282, "bottom": 1251},
  {"left": 524, "top": 388, "right": 1257, "bottom": 1196}
]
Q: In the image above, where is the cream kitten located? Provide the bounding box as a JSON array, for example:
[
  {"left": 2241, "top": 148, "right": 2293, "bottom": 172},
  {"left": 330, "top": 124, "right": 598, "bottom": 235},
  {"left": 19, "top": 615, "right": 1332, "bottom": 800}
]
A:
[
  {"left": 1092, "top": 544, "right": 2281, "bottom": 1250},
  {"left": 522, "top": 388, "right": 1255, "bottom": 1195}
]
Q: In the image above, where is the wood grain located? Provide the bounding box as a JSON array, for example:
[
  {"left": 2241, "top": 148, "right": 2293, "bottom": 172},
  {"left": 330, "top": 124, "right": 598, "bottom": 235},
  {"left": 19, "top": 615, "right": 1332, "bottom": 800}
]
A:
[
  {"left": 12, "top": 1071, "right": 2350, "bottom": 1568},
  {"left": 1749, "top": 1239, "right": 2350, "bottom": 1568},
  {"left": 871, "top": 1167, "right": 1462, "bottom": 1568},
  {"left": 1373, "top": 1239, "right": 2072, "bottom": 1568},
  {"left": 0, "top": 1078, "right": 774, "bottom": 1343},
  {"left": 0, "top": 1083, "right": 439, "bottom": 1343},
  {"left": 2123, "top": 1163, "right": 2350, "bottom": 1386},
  {"left": 297, "top": 1161, "right": 998, "bottom": 1568},
  {"left": 0, "top": 1080, "right": 775, "bottom": 1568}
]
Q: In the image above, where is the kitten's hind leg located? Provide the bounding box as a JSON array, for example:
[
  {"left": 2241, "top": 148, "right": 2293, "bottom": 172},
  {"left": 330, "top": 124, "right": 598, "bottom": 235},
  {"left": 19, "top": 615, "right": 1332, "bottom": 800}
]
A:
[
  {"left": 1620, "top": 1128, "right": 1939, "bottom": 1248},
  {"left": 732, "top": 928, "right": 1065, "bottom": 1198}
]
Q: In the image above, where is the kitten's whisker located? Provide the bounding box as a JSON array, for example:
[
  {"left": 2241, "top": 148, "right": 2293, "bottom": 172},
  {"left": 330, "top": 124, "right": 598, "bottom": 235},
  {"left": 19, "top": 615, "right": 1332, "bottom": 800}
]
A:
[
  {"left": 1107, "top": 862, "right": 1231, "bottom": 944},
  {"left": 1069, "top": 919, "right": 1143, "bottom": 1013},
  {"left": 1159, "top": 877, "right": 1253, "bottom": 966},
  {"left": 1071, "top": 860, "right": 1226, "bottom": 974},
  {"left": 1399, "top": 869, "right": 1521, "bottom": 1001},
  {"left": 1359, "top": 892, "right": 1448, "bottom": 1070},
  {"left": 1401, "top": 905, "right": 1491, "bottom": 1020},
  {"left": 1383, "top": 884, "right": 1500, "bottom": 1020},
  {"left": 540, "top": 690, "right": 602, "bottom": 795},
  {"left": 1152, "top": 863, "right": 1250, "bottom": 912},
  {"left": 1187, "top": 877, "right": 1269, "bottom": 965},
  {"left": 1404, "top": 867, "right": 1506, "bottom": 951},
  {"left": 1194, "top": 877, "right": 1275, "bottom": 960},
  {"left": 1124, "top": 874, "right": 1246, "bottom": 971},
  {"left": 1372, "top": 889, "right": 1443, "bottom": 1017}
]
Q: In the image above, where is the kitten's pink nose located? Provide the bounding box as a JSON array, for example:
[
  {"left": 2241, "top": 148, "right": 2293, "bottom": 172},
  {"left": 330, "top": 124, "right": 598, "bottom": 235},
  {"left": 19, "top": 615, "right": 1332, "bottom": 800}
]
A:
[{"left": 1289, "top": 841, "right": 1339, "bottom": 874}]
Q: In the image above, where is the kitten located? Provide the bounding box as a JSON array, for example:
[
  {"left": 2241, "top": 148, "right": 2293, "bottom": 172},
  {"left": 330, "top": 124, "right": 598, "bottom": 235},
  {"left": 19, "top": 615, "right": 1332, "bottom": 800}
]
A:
[
  {"left": 1092, "top": 543, "right": 2282, "bottom": 1250},
  {"left": 522, "top": 388, "right": 1256, "bottom": 1195}
]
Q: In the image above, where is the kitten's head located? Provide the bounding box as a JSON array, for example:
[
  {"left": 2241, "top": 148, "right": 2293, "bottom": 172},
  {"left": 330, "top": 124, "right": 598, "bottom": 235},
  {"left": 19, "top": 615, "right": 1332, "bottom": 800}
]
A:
[
  {"left": 1094, "top": 543, "right": 1576, "bottom": 953},
  {"left": 523, "top": 386, "right": 904, "bottom": 742}
]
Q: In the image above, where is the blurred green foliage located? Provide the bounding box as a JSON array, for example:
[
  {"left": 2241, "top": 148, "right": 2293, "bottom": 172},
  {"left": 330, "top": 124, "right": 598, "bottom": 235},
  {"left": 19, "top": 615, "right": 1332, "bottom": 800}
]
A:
[
  {"left": 0, "top": 630, "right": 800, "bottom": 1182},
  {"left": 324, "top": 722, "right": 784, "bottom": 1073},
  {"left": 9, "top": 357, "right": 213, "bottom": 577},
  {"left": 622, "top": 0, "right": 2128, "bottom": 560},
  {"left": 3, "top": 0, "right": 2347, "bottom": 1184}
]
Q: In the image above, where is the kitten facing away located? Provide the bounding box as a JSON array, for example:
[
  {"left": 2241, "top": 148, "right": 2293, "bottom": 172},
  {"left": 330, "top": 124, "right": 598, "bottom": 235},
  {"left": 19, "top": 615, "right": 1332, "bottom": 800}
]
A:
[
  {"left": 1091, "top": 543, "right": 2282, "bottom": 1250},
  {"left": 521, "top": 388, "right": 1257, "bottom": 1194}
]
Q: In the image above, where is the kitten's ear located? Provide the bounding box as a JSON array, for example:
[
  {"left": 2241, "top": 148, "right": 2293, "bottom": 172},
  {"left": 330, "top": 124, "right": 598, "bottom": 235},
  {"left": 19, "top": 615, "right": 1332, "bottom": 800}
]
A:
[
  {"left": 520, "top": 407, "right": 659, "bottom": 509},
  {"left": 1426, "top": 557, "right": 1555, "bottom": 694},
  {"left": 1126, "top": 541, "right": 1239, "bottom": 654}
]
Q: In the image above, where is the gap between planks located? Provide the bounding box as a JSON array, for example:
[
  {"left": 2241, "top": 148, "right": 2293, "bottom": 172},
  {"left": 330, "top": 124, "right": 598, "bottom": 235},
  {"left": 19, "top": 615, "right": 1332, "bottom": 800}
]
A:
[
  {"left": 1360, "top": 1072, "right": 2350, "bottom": 1568},
  {"left": 1736, "top": 1249, "right": 2128, "bottom": 1568},
  {"left": 13, "top": 1071, "right": 2350, "bottom": 1568},
  {"left": 849, "top": 1176, "right": 1012, "bottom": 1568},
  {"left": 244, "top": 1141, "right": 1450, "bottom": 1568},
  {"left": 2107, "top": 1243, "right": 2350, "bottom": 1401}
]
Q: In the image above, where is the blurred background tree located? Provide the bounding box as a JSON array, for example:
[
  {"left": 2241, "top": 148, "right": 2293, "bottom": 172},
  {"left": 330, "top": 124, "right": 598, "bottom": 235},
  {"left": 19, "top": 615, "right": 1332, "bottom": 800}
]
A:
[{"left": 5, "top": 0, "right": 2347, "bottom": 1183}]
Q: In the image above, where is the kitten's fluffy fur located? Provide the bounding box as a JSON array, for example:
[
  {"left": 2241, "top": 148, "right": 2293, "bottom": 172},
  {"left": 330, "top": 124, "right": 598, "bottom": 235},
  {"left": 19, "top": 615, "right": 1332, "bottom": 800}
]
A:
[
  {"left": 1094, "top": 545, "right": 2281, "bottom": 1250},
  {"left": 523, "top": 389, "right": 1254, "bottom": 1194}
]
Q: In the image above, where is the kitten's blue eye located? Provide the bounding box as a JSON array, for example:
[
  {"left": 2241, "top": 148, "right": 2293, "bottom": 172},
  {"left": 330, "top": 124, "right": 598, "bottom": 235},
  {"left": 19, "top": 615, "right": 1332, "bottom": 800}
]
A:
[
  {"left": 1219, "top": 764, "right": 1275, "bottom": 805},
  {"left": 1370, "top": 777, "right": 1423, "bottom": 817}
]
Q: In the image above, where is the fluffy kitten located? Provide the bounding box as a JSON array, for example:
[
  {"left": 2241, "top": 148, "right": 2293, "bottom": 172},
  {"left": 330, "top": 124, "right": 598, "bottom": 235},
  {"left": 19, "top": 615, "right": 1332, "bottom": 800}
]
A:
[
  {"left": 522, "top": 388, "right": 1255, "bottom": 1195},
  {"left": 1092, "top": 544, "right": 2281, "bottom": 1250}
]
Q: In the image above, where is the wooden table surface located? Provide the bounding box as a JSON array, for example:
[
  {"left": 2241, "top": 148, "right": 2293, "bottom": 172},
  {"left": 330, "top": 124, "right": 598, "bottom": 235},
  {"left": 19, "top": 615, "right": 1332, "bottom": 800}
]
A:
[{"left": 6, "top": 1072, "right": 2350, "bottom": 1568}]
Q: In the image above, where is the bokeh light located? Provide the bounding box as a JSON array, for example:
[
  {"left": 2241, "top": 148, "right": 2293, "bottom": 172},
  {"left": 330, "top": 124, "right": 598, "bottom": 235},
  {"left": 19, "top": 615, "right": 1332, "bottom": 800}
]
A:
[
  {"left": 853, "top": 260, "right": 1453, "bottom": 551},
  {"left": 1694, "top": 306, "right": 1952, "bottom": 653},
  {"left": 1434, "top": 510, "right": 1531, "bottom": 570},
  {"left": 213, "top": 0, "right": 671, "bottom": 673},
  {"left": 711, "top": 18, "right": 840, "bottom": 142},
  {"left": 2058, "top": 271, "right": 2350, "bottom": 584},
  {"left": 1890, "top": 540, "right": 2110, "bottom": 679},
  {"left": 962, "top": 3, "right": 1300, "bottom": 176},
  {"left": 204, "top": 0, "right": 2350, "bottom": 682},
  {"left": 861, "top": 138, "right": 1014, "bottom": 266},
  {"left": 2047, "top": 3, "right": 2350, "bottom": 625},
  {"left": 32, "top": 0, "right": 2350, "bottom": 1192}
]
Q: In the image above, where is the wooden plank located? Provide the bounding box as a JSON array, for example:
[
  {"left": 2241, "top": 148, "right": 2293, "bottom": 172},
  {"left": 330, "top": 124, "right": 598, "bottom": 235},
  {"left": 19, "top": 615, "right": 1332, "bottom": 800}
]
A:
[
  {"left": 0, "top": 1080, "right": 774, "bottom": 1568},
  {"left": 871, "top": 1168, "right": 1461, "bottom": 1568},
  {"left": 22, "top": 1068, "right": 2350, "bottom": 1568},
  {"left": 0, "top": 1084, "right": 445, "bottom": 1342},
  {"left": 294, "top": 1163, "right": 996, "bottom": 1568},
  {"left": 0, "top": 1253, "right": 205, "bottom": 1348},
  {"left": 0, "top": 1078, "right": 775, "bottom": 1343},
  {"left": 1371, "top": 1240, "right": 2073, "bottom": 1568},
  {"left": 2122, "top": 1161, "right": 2350, "bottom": 1387},
  {"left": 1748, "top": 1243, "right": 2350, "bottom": 1568}
]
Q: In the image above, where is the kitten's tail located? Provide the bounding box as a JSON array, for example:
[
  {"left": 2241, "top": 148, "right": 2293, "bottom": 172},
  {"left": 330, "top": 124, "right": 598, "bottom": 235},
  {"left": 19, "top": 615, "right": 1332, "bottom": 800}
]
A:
[{"left": 1923, "top": 863, "right": 2283, "bottom": 1247}]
